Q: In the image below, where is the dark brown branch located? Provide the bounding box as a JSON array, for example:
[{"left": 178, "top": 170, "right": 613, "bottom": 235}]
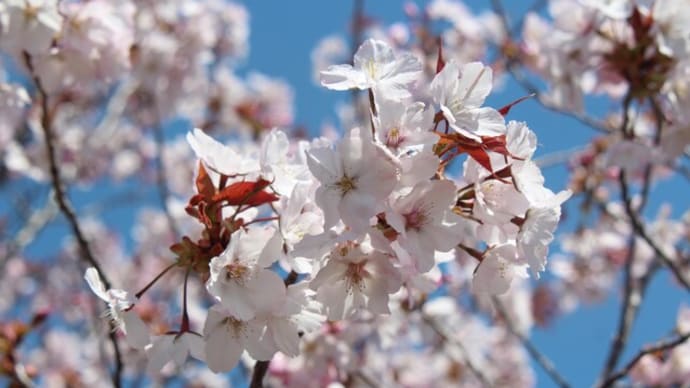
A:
[
  {"left": 600, "top": 331, "right": 690, "bottom": 387},
  {"left": 493, "top": 298, "right": 571, "bottom": 388},
  {"left": 24, "top": 52, "right": 124, "bottom": 388}
]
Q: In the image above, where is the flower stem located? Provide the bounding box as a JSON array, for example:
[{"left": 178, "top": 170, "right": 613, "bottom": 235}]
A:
[{"left": 135, "top": 262, "right": 178, "bottom": 299}]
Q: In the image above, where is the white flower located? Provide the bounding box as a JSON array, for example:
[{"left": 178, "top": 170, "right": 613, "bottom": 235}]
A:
[
  {"left": 145, "top": 332, "right": 205, "bottom": 374},
  {"left": 203, "top": 305, "right": 274, "bottom": 373},
  {"left": 206, "top": 228, "right": 286, "bottom": 320},
  {"left": 372, "top": 99, "right": 436, "bottom": 155},
  {"left": 517, "top": 191, "right": 571, "bottom": 277},
  {"left": 0, "top": 0, "right": 62, "bottom": 54},
  {"left": 320, "top": 38, "right": 422, "bottom": 100},
  {"left": 506, "top": 120, "right": 537, "bottom": 160},
  {"left": 310, "top": 240, "right": 402, "bottom": 320},
  {"left": 472, "top": 243, "right": 527, "bottom": 295},
  {"left": 260, "top": 283, "right": 325, "bottom": 357},
  {"left": 306, "top": 127, "right": 399, "bottom": 233},
  {"left": 186, "top": 128, "right": 259, "bottom": 176},
  {"left": 473, "top": 179, "right": 529, "bottom": 226},
  {"left": 430, "top": 60, "right": 505, "bottom": 139},
  {"left": 84, "top": 267, "right": 149, "bottom": 349},
  {"left": 259, "top": 129, "right": 311, "bottom": 196},
  {"left": 385, "top": 180, "right": 462, "bottom": 272},
  {"left": 261, "top": 184, "right": 323, "bottom": 273}
]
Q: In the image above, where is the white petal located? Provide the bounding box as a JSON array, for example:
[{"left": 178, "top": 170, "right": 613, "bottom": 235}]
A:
[
  {"left": 146, "top": 335, "right": 174, "bottom": 374},
  {"left": 320, "top": 64, "right": 368, "bottom": 90},
  {"left": 205, "top": 325, "right": 243, "bottom": 373},
  {"left": 185, "top": 333, "right": 206, "bottom": 362},
  {"left": 122, "top": 310, "right": 150, "bottom": 349},
  {"left": 246, "top": 270, "right": 287, "bottom": 313},
  {"left": 269, "top": 319, "right": 300, "bottom": 356},
  {"left": 339, "top": 192, "right": 377, "bottom": 233},
  {"left": 84, "top": 268, "right": 109, "bottom": 302}
]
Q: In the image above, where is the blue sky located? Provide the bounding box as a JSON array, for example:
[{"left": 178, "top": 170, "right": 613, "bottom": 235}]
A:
[{"left": 240, "top": 1, "right": 689, "bottom": 387}]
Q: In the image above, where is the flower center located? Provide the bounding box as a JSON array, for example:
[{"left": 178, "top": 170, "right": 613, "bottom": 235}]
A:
[
  {"left": 386, "top": 127, "right": 404, "bottom": 148},
  {"left": 222, "top": 317, "right": 246, "bottom": 338},
  {"left": 224, "top": 262, "right": 249, "bottom": 283},
  {"left": 335, "top": 174, "right": 357, "bottom": 195},
  {"left": 344, "top": 261, "right": 368, "bottom": 293},
  {"left": 364, "top": 60, "right": 378, "bottom": 80},
  {"left": 404, "top": 208, "right": 428, "bottom": 231}
]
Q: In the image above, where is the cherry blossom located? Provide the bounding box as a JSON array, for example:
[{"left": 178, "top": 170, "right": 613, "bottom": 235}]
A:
[
  {"left": 206, "top": 228, "right": 286, "bottom": 320},
  {"left": 84, "top": 268, "right": 149, "bottom": 349},
  {"left": 385, "top": 180, "right": 463, "bottom": 272},
  {"left": 202, "top": 305, "right": 273, "bottom": 373},
  {"left": 0, "top": 0, "right": 62, "bottom": 55},
  {"left": 310, "top": 239, "right": 402, "bottom": 320},
  {"left": 320, "top": 38, "right": 422, "bottom": 100},
  {"left": 306, "top": 127, "right": 399, "bottom": 233},
  {"left": 145, "top": 332, "right": 205, "bottom": 374},
  {"left": 430, "top": 60, "right": 505, "bottom": 139}
]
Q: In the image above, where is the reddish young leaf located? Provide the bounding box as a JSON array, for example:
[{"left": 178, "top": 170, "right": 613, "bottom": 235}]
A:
[
  {"left": 436, "top": 36, "right": 445, "bottom": 74},
  {"left": 195, "top": 161, "right": 216, "bottom": 200},
  {"left": 212, "top": 179, "right": 278, "bottom": 207},
  {"left": 497, "top": 94, "right": 534, "bottom": 116},
  {"left": 170, "top": 236, "right": 203, "bottom": 265},
  {"left": 465, "top": 147, "right": 493, "bottom": 172},
  {"left": 481, "top": 134, "right": 510, "bottom": 156}
]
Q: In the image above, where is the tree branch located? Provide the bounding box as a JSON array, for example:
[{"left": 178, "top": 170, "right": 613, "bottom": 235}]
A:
[
  {"left": 421, "top": 313, "right": 493, "bottom": 387},
  {"left": 493, "top": 298, "right": 571, "bottom": 388},
  {"left": 24, "top": 52, "right": 124, "bottom": 388},
  {"left": 600, "top": 331, "right": 690, "bottom": 387},
  {"left": 619, "top": 174, "right": 690, "bottom": 291}
]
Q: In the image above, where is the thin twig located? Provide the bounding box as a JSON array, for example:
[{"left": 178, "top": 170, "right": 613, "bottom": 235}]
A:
[
  {"left": 600, "top": 331, "right": 690, "bottom": 387},
  {"left": 619, "top": 174, "right": 690, "bottom": 290},
  {"left": 422, "top": 314, "right": 493, "bottom": 387},
  {"left": 599, "top": 229, "right": 639, "bottom": 382},
  {"left": 599, "top": 92, "right": 648, "bottom": 383},
  {"left": 493, "top": 298, "right": 571, "bottom": 388},
  {"left": 24, "top": 52, "right": 124, "bottom": 388}
]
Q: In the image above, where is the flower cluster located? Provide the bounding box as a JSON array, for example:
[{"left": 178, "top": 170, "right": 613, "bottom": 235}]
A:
[{"left": 81, "top": 37, "right": 569, "bottom": 376}]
